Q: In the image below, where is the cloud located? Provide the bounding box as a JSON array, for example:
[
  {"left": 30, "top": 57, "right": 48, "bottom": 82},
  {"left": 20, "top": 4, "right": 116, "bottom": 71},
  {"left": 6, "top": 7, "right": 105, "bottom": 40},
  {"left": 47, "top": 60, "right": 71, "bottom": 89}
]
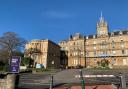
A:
[{"left": 42, "top": 11, "right": 74, "bottom": 19}]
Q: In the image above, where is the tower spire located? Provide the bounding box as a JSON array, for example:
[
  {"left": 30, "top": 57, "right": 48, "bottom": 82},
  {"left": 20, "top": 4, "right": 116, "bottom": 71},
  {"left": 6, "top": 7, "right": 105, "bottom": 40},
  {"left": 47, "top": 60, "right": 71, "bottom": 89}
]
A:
[
  {"left": 101, "top": 11, "right": 103, "bottom": 19},
  {"left": 97, "top": 12, "right": 108, "bottom": 37},
  {"left": 99, "top": 11, "right": 104, "bottom": 23}
]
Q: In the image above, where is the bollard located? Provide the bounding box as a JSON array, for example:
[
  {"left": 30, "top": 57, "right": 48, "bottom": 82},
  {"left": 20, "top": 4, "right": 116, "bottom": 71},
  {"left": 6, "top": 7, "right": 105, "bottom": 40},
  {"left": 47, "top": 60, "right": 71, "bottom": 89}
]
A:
[
  {"left": 50, "top": 75, "right": 53, "bottom": 89},
  {"left": 119, "top": 73, "right": 126, "bottom": 89},
  {"left": 6, "top": 74, "right": 16, "bottom": 89}
]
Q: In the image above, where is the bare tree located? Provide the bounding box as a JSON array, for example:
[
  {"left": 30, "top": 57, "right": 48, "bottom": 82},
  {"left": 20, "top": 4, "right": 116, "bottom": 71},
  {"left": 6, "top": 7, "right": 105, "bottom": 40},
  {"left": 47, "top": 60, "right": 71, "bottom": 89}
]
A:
[
  {"left": 0, "top": 32, "right": 26, "bottom": 59},
  {"left": 24, "top": 48, "right": 41, "bottom": 67},
  {"left": 24, "top": 48, "right": 41, "bottom": 57}
]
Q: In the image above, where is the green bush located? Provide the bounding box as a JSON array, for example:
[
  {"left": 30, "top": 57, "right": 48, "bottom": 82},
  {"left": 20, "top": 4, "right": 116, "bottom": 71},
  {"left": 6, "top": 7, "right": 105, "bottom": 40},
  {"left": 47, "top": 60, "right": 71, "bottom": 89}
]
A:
[
  {"left": 21, "top": 57, "right": 33, "bottom": 67},
  {"left": 97, "top": 59, "right": 110, "bottom": 68},
  {"left": 0, "top": 65, "right": 8, "bottom": 72}
]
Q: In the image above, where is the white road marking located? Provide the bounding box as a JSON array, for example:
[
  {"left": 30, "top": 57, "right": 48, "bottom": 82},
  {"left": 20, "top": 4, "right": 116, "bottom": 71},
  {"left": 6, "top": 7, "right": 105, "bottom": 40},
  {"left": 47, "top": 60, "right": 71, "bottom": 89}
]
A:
[
  {"left": 75, "top": 75, "right": 115, "bottom": 78},
  {"left": 21, "top": 82, "right": 50, "bottom": 85}
]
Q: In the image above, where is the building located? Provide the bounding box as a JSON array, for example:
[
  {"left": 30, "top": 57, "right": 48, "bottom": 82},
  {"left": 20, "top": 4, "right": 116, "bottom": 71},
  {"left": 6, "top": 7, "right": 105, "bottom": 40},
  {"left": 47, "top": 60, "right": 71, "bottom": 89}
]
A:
[
  {"left": 59, "top": 33, "right": 86, "bottom": 68},
  {"left": 59, "top": 14, "right": 128, "bottom": 68},
  {"left": 25, "top": 39, "right": 60, "bottom": 68}
]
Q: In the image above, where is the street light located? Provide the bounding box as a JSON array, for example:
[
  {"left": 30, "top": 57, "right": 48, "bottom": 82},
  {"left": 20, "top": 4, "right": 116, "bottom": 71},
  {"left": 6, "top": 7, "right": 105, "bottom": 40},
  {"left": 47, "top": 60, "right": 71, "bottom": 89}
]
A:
[
  {"left": 51, "top": 60, "right": 54, "bottom": 69},
  {"left": 50, "top": 60, "right": 54, "bottom": 89}
]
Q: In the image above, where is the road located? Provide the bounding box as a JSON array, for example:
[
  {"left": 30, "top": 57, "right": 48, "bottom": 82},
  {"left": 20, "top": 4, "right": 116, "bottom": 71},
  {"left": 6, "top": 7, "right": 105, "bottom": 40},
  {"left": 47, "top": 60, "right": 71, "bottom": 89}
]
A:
[
  {"left": 18, "top": 73, "right": 51, "bottom": 89},
  {"left": 18, "top": 69, "right": 128, "bottom": 89}
]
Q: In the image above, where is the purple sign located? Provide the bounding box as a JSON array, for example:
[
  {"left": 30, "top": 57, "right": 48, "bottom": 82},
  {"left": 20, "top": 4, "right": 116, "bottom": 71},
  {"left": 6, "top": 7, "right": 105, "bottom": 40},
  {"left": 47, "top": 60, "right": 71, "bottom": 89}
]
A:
[{"left": 9, "top": 56, "right": 21, "bottom": 73}]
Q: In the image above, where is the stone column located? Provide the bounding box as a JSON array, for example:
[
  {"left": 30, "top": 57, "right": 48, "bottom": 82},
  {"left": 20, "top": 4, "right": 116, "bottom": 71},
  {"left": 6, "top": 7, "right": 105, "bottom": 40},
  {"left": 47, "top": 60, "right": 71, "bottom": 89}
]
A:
[{"left": 6, "top": 74, "right": 16, "bottom": 89}]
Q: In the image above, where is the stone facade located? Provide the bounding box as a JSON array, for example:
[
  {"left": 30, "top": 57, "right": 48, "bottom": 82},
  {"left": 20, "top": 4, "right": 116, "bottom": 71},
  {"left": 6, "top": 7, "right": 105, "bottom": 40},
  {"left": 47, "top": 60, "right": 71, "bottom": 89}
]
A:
[
  {"left": 25, "top": 39, "right": 60, "bottom": 68},
  {"left": 59, "top": 33, "right": 86, "bottom": 68},
  {"left": 59, "top": 15, "right": 128, "bottom": 68}
]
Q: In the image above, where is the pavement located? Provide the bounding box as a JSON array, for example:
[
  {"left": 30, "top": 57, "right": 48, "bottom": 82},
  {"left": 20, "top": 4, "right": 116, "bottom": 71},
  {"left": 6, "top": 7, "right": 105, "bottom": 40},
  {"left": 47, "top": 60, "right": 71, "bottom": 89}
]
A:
[{"left": 53, "top": 85, "right": 117, "bottom": 89}]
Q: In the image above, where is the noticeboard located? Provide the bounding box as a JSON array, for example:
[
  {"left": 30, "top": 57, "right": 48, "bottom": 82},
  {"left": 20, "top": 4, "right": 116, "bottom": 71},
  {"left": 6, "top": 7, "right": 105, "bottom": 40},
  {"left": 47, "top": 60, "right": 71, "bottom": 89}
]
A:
[{"left": 9, "top": 56, "right": 21, "bottom": 73}]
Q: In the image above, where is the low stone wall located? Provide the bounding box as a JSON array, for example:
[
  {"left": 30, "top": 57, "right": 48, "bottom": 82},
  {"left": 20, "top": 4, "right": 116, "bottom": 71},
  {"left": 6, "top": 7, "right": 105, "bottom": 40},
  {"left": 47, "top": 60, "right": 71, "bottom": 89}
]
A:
[
  {"left": 0, "top": 74, "right": 18, "bottom": 89},
  {"left": 0, "top": 79, "right": 6, "bottom": 89}
]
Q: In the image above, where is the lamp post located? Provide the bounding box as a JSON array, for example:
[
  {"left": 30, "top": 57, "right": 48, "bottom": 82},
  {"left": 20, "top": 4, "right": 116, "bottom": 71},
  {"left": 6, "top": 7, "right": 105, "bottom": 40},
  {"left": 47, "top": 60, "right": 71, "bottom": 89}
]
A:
[
  {"left": 50, "top": 60, "right": 54, "bottom": 89},
  {"left": 51, "top": 61, "right": 54, "bottom": 69},
  {"left": 79, "top": 69, "right": 85, "bottom": 89}
]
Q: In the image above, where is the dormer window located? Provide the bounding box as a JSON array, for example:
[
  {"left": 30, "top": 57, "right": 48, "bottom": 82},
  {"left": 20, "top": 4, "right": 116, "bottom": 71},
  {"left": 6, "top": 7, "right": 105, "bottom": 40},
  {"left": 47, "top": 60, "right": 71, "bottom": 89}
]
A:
[
  {"left": 86, "top": 36, "right": 88, "bottom": 39},
  {"left": 93, "top": 35, "right": 96, "bottom": 39},
  {"left": 111, "top": 32, "right": 114, "bottom": 36},
  {"left": 119, "top": 31, "right": 122, "bottom": 35}
]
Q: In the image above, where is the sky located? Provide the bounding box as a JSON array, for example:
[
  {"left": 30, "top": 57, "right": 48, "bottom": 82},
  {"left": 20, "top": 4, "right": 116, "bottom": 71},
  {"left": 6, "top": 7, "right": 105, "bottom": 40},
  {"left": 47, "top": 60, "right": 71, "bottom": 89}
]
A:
[{"left": 0, "top": 0, "right": 128, "bottom": 43}]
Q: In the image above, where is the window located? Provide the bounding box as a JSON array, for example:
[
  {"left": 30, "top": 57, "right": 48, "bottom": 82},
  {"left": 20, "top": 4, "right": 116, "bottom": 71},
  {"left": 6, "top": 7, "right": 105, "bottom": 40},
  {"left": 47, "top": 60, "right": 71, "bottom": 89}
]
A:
[
  {"left": 86, "top": 36, "right": 88, "bottom": 39},
  {"left": 112, "top": 51, "right": 116, "bottom": 55},
  {"left": 75, "top": 52, "right": 78, "bottom": 56},
  {"left": 111, "top": 58, "right": 116, "bottom": 65},
  {"left": 120, "top": 40, "right": 125, "bottom": 48},
  {"left": 93, "top": 41, "right": 96, "bottom": 44},
  {"left": 103, "top": 51, "right": 107, "bottom": 54},
  {"left": 86, "top": 42, "right": 89, "bottom": 45},
  {"left": 101, "top": 41, "right": 106, "bottom": 49},
  {"left": 86, "top": 52, "right": 89, "bottom": 56},
  {"left": 112, "top": 41, "right": 115, "bottom": 48},
  {"left": 93, "top": 44, "right": 96, "bottom": 49},
  {"left": 94, "top": 51, "right": 96, "bottom": 56},
  {"left": 122, "top": 50, "right": 125, "bottom": 54},
  {"left": 94, "top": 59, "right": 97, "bottom": 63},
  {"left": 93, "top": 35, "right": 96, "bottom": 39},
  {"left": 65, "top": 47, "right": 68, "bottom": 50},
  {"left": 119, "top": 31, "right": 122, "bottom": 35},
  {"left": 77, "top": 42, "right": 79, "bottom": 45},
  {"left": 123, "top": 59, "right": 127, "bottom": 65},
  {"left": 111, "top": 32, "right": 114, "bottom": 36}
]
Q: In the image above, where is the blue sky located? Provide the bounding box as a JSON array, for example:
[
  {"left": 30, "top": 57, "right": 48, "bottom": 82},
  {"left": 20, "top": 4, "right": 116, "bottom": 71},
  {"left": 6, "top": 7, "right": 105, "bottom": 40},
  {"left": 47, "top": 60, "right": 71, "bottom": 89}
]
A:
[{"left": 0, "top": 0, "right": 128, "bottom": 43}]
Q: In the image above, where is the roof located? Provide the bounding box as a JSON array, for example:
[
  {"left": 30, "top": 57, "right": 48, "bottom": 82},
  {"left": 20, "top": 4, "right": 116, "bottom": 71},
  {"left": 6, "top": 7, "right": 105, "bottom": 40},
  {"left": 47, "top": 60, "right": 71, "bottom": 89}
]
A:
[
  {"left": 110, "top": 30, "right": 128, "bottom": 36},
  {"left": 85, "top": 30, "right": 128, "bottom": 39}
]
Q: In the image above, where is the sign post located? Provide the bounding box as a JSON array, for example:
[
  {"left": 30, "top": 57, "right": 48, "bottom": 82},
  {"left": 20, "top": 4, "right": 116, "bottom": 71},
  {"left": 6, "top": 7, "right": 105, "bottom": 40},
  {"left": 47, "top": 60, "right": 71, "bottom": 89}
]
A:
[{"left": 9, "top": 56, "right": 21, "bottom": 73}]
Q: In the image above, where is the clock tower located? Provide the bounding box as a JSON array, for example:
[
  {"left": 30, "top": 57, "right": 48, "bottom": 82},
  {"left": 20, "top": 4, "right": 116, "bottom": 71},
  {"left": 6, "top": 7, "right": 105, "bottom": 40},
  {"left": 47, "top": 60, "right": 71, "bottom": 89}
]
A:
[{"left": 97, "top": 12, "right": 109, "bottom": 37}]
